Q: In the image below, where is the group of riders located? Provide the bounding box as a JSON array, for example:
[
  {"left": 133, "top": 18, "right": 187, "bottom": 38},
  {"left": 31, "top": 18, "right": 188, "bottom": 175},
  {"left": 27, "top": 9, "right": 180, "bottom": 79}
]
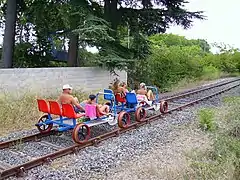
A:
[{"left": 57, "top": 79, "right": 156, "bottom": 116}]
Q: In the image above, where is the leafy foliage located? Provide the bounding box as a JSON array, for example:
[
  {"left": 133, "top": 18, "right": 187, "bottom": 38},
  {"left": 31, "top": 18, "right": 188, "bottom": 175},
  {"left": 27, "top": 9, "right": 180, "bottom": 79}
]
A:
[
  {"left": 127, "top": 33, "right": 239, "bottom": 91},
  {"left": 0, "top": 0, "right": 239, "bottom": 91},
  {"left": 0, "top": 0, "right": 205, "bottom": 69}
]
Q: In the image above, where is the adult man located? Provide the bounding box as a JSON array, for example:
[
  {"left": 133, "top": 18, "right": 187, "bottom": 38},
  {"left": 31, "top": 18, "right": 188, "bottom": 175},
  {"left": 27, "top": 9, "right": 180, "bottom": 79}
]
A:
[{"left": 58, "top": 84, "right": 84, "bottom": 113}]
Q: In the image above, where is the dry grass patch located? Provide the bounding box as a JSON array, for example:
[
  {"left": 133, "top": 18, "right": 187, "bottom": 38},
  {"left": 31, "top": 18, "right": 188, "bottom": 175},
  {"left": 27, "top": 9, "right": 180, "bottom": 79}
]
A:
[
  {"left": 0, "top": 90, "right": 107, "bottom": 136},
  {"left": 185, "top": 96, "right": 240, "bottom": 180}
]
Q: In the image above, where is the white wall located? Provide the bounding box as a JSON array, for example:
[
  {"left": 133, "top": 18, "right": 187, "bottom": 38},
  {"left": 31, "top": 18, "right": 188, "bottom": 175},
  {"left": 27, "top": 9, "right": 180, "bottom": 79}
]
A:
[{"left": 0, "top": 67, "right": 127, "bottom": 96}]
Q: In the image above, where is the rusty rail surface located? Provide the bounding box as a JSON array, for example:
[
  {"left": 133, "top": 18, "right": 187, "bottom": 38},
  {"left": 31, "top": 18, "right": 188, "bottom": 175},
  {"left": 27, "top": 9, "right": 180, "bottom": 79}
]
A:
[
  {"left": 0, "top": 131, "right": 57, "bottom": 150},
  {"left": 161, "top": 77, "right": 240, "bottom": 101},
  {"left": 0, "top": 79, "right": 239, "bottom": 180}
]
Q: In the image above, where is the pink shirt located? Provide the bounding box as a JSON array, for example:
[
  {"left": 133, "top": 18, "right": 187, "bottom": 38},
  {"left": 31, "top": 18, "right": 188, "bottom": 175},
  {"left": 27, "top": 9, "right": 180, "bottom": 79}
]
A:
[{"left": 85, "top": 104, "right": 97, "bottom": 119}]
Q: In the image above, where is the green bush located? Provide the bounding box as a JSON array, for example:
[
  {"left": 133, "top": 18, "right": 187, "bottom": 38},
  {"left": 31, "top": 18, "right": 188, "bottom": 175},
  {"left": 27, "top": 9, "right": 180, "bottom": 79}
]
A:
[
  {"left": 200, "top": 52, "right": 240, "bottom": 74},
  {"left": 143, "top": 44, "right": 203, "bottom": 90},
  {"left": 198, "top": 108, "right": 216, "bottom": 131},
  {"left": 128, "top": 34, "right": 239, "bottom": 92},
  {"left": 127, "top": 34, "right": 240, "bottom": 92},
  {"left": 201, "top": 65, "right": 221, "bottom": 80}
]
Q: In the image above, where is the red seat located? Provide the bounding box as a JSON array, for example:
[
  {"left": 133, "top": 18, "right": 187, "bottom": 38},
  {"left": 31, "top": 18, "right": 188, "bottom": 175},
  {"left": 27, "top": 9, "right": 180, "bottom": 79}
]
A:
[
  {"left": 115, "top": 93, "right": 126, "bottom": 103},
  {"left": 37, "top": 99, "right": 50, "bottom": 113},
  {"left": 62, "top": 104, "right": 85, "bottom": 119},
  {"left": 49, "top": 101, "right": 62, "bottom": 115}
]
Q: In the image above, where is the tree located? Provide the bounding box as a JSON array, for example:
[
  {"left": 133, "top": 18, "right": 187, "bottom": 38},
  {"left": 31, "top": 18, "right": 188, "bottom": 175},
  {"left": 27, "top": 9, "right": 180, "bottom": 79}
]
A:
[
  {"left": 84, "top": 0, "right": 205, "bottom": 69},
  {"left": 91, "top": 0, "right": 204, "bottom": 35},
  {"left": 1, "top": 0, "right": 17, "bottom": 68},
  {"left": 194, "top": 39, "right": 211, "bottom": 53},
  {"left": 0, "top": 0, "right": 205, "bottom": 69},
  {"left": 149, "top": 34, "right": 211, "bottom": 53}
]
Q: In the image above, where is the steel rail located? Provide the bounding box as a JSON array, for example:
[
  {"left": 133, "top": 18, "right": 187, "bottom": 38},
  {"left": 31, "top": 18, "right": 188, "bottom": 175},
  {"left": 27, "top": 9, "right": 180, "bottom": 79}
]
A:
[
  {"left": 0, "top": 131, "right": 57, "bottom": 150},
  {"left": 161, "top": 77, "right": 240, "bottom": 101},
  {"left": 0, "top": 81, "right": 239, "bottom": 180}
]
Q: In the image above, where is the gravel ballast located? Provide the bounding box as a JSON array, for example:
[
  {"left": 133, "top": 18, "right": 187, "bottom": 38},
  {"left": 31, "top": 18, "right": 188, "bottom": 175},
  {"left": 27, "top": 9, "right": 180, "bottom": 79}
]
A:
[{"left": 0, "top": 78, "right": 239, "bottom": 180}]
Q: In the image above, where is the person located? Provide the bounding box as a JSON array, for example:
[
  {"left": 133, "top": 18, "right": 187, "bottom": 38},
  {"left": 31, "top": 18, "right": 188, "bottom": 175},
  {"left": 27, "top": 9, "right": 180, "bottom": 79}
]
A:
[
  {"left": 57, "top": 84, "right": 84, "bottom": 113},
  {"left": 120, "top": 81, "right": 129, "bottom": 93},
  {"left": 80, "top": 94, "right": 110, "bottom": 115},
  {"left": 112, "top": 79, "right": 125, "bottom": 94},
  {"left": 111, "top": 79, "right": 127, "bottom": 104},
  {"left": 112, "top": 78, "right": 126, "bottom": 98},
  {"left": 136, "top": 82, "right": 155, "bottom": 101}
]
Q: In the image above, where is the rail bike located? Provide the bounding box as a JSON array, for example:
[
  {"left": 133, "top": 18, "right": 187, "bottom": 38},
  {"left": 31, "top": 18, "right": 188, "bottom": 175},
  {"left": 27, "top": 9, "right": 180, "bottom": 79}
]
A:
[
  {"left": 103, "top": 89, "right": 148, "bottom": 122},
  {"left": 35, "top": 91, "right": 138, "bottom": 144},
  {"left": 136, "top": 86, "right": 168, "bottom": 113},
  {"left": 103, "top": 86, "right": 168, "bottom": 122}
]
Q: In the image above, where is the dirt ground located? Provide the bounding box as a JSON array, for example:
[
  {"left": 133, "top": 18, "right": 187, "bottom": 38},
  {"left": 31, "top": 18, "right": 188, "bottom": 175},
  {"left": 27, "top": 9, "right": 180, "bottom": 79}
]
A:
[{"left": 105, "top": 122, "right": 212, "bottom": 180}]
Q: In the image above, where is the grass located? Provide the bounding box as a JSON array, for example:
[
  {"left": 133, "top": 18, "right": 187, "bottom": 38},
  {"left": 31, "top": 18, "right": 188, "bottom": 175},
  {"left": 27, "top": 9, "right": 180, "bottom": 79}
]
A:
[
  {"left": 0, "top": 90, "right": 107, "bottom": 136},
  {"left": 167, "top": 71, "right": 239, "bottom": 93},
  {"left": 185, "top": 96, "right": 240, "bottom": 180},
  {"left": 198, "top": 108, "right": 216, "bottom": 131}
]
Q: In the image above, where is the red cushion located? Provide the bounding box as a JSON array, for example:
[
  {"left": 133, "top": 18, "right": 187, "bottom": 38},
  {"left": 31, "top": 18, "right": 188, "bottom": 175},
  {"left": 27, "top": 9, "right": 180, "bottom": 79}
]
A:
[
  {"left": 49, "top": 101, "right": 62, "bottom": 115},
  {"left": 37, "top": 99, "right": 50, "bottom": 113},
  {"left": 62, "top": 104, "right": 77, "bottom": 118}
]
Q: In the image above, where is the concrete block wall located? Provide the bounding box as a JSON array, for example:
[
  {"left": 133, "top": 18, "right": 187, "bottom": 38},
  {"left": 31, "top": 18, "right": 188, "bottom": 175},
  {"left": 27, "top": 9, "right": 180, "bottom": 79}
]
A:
[{"left": 0, "top": 67, "right": 127, "bottom": 96}]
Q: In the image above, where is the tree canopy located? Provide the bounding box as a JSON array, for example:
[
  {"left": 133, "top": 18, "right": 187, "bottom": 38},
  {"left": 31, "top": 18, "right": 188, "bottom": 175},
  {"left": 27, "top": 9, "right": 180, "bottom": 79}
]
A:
[
  {"left": 0, "top": 1, "right": 239, "bottom": 92},
  {"left": 0, "top": 0, "right": 205, "bottom": 69}
]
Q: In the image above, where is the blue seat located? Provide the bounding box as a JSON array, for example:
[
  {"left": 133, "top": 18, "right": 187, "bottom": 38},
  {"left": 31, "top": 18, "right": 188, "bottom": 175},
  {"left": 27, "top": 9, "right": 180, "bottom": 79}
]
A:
[
  {"left": 125, "top": 93, "right": 138, "bottom": 107},
  {"left": 103, "top": 89, "right": 114, "bottom": 101}
]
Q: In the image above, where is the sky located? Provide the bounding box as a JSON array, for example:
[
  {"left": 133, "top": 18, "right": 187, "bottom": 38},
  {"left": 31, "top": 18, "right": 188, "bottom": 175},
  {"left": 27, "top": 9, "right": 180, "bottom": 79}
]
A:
[
  {"left": 167, "top": 0, "right": 240, "bottom": 52},
  {"left": 1, "top": 0, "right": 240, "bottom": 53}
]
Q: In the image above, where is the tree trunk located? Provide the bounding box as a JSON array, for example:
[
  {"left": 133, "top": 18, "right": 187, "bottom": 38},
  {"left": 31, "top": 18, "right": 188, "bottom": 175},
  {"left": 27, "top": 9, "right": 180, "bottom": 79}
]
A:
[
  {"left": 67, "top": 34, "right": 79, "bottom": 67},
  {"left": 104, "top": 0, "right": 118, "bottom": 38},
  {"left": 67, "top": 0, "right": 80, "bottom": 67},
  {"left": 1, "top": 0, "right": 17, "bottom": 68}
]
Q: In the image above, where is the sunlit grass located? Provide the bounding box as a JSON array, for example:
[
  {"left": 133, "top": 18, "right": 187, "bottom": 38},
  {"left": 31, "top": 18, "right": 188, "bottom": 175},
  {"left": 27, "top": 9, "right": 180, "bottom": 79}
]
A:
[{"left": 0, "top": 89, "right": 108, "bottom": 136}]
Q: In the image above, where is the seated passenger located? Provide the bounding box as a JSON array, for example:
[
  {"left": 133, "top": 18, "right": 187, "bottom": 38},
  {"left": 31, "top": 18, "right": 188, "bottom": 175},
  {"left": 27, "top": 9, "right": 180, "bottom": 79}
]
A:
[
  {"left": 111, "top": 79, "right": 127, "bottom": 104},
  {"left": 112, "top": 79, "right": 126, "bottom": 97},
  {"left": 80, "top": 94, "right": 110, "bottom": 115},
  {"left": 57, "top": 84, "right": 85, "bottom": 113},
  {"left": 136, "top": 82, "right": 155, "bottom": 101}
]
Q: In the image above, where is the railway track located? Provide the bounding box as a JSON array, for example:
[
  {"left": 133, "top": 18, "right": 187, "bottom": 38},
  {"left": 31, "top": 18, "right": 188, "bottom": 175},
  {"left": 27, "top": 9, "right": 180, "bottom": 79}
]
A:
[{"left": 0, "top": 78, "right": 239, "bottom": 180}]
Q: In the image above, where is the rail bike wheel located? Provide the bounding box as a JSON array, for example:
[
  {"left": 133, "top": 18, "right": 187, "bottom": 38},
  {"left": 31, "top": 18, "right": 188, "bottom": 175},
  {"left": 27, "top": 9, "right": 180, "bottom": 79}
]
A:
[
  {"left": 72, "top": 123, "right": 91, "bottom": 144},
  {"left": 135, "top": 107, "right": 147, "bottom": 122},
  {"left": 36, "top": 114, "right": 53, "bottom": 133},
  {"left": 118, "top": 111, "right": 131, "bottom": 128},
  {"left": 138, "top": 101, "right": 147, "bottom": 107},
  {"left": 160, "top": 101, "right": 168, "bottom": 113}
]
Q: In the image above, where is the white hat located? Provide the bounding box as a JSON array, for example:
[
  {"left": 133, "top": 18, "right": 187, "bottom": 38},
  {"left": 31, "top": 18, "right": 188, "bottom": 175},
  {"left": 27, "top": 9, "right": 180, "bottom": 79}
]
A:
[
  {"left": 62, "top": 84, "right": 73, "bottom": 90},
  {"left": 140, "top": 82, "right": 146, "bottom": 87}
]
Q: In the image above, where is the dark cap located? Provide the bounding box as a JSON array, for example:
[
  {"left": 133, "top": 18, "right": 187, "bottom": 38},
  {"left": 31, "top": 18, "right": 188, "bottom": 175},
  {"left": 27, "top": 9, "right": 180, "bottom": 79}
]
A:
[{"left": 89, "top": 94, "right": 96, "bottom": 101}]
